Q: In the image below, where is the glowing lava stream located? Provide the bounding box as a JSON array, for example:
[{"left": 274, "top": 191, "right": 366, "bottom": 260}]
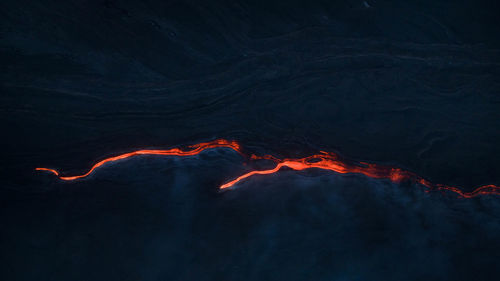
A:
[
  {"left": 35, "top": 139, "right": 500, "bottom": 198},
  {"left": 220, "top": 153, "right": 500, "bottom": 198},
  {"left": 36, "top": 139, "right": 242, "bottom": 180}
]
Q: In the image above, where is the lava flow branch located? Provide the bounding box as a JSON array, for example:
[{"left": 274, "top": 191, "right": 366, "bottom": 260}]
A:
[
  {"left": 35, "top": 139, "right": 500, "bottom": 198},
  {"left": 220, "top": 152, "right": 500, "bottom": 198},
  {"left": 36, "top": 139, "right": 242, "bottom": 180}
]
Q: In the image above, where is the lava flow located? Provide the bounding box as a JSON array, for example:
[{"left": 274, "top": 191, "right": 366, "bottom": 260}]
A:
[
  {"left": 219, "top": 152, "right": 500, "bottom": 198},
  {"left": 35, "top": 139, "right": 500, "bottom": 198},
  {"left": 35, "top": 139, "right": 242, "bottom": 180}
]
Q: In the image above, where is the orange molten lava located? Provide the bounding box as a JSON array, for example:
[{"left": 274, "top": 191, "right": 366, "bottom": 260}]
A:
[
  {"left": 220, "top": 151, "right": 500, "bottom": 198},
  {"left": 35, "top": 139, "right": 500, "bottom": 198},
  {"left": 36, "top": 139, "right": 241, "bottom": 180}
]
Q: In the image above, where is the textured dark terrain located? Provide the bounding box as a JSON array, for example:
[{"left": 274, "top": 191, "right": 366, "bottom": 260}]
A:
[{"left": 1, "top": 0, "right": 500, "bottom": 280}]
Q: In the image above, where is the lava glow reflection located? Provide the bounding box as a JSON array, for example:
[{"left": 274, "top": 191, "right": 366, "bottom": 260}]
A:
[{"left": 35, "top": 139, "right": 499, "bottom": 198}]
